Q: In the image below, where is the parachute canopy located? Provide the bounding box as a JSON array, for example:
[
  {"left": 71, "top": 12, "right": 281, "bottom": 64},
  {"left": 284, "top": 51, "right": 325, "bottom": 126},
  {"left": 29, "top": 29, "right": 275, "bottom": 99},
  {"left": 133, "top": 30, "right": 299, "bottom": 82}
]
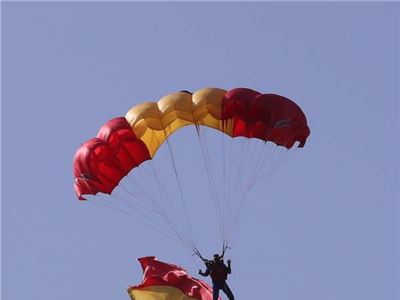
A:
[
  {"left": 127, "top": 256, "right": 214, "bottom": 300},
  {"left": 73, "top": 87, "right": 310, "bottom": 200}
]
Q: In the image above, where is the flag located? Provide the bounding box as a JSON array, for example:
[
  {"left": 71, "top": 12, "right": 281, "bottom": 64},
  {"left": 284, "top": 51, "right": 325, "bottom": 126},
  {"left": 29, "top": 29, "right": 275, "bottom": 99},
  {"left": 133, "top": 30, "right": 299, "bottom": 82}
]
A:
[{"left": 127, "top": 256, "right": 216, "bottom": 300}]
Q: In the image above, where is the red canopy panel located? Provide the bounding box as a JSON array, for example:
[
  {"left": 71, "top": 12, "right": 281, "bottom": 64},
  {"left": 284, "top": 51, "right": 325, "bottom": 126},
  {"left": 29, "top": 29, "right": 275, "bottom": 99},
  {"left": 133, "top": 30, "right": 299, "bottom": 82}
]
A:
[
  {"left": 221, "top": 88, "right": 310, "bottom": 147},
  {"left": 73, "top": 117, "right": 151, "bottom": 200}
]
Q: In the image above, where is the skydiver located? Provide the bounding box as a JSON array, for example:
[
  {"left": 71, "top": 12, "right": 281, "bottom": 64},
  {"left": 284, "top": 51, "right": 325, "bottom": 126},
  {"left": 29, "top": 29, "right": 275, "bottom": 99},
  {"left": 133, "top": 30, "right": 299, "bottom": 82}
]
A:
[{"left": 198, "top": 254, "right": 234, "bottom": 300}]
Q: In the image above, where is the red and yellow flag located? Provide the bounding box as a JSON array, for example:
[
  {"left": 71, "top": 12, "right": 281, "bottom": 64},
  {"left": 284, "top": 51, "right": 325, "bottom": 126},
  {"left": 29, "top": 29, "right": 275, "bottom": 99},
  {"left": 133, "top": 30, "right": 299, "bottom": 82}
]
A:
[{"left": 127, "top": 256, "right": 215, "bottom": 300}]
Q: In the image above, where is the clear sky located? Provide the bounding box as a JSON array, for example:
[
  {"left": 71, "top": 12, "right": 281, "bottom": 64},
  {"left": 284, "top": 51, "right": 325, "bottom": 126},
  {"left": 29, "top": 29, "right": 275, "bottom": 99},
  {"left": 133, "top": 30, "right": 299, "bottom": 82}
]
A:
[{"left": 2, "top": 2, "right": 399, "bottom": 300}]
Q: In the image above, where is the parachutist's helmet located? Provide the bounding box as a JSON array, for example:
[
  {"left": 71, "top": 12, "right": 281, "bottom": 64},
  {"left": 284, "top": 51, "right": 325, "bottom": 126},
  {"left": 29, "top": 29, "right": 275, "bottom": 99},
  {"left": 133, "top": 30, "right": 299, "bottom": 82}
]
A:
[{"left": 213, "top": 254, "right": 221, "bottom": 261}]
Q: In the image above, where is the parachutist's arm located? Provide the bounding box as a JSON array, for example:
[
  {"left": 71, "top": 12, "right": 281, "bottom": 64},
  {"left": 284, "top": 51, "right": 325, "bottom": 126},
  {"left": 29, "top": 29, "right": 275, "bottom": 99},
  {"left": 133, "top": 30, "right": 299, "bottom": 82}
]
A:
[
  {"left": 198, "top": 268, "right": 210, "bottom": 277},
  {"left": 227, "top": 259, "right": 232, "bottom": 274}
]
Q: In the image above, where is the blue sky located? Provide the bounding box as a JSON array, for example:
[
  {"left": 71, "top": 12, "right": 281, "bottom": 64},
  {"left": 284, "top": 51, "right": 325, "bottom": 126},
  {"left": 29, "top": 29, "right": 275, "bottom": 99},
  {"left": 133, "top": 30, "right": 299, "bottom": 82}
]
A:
[{"left": 2, "top": 2, "right": 399, "bottom": 300}]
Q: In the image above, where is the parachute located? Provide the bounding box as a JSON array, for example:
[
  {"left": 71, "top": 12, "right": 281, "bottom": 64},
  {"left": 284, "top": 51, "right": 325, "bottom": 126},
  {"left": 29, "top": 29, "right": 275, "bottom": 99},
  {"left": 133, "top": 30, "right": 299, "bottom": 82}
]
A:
[
  {"left": 73, "top": 87, "right": 310, "bottom": 254},
  {"left": 127, "top": 256, "right": 214, "bottom": 300}
]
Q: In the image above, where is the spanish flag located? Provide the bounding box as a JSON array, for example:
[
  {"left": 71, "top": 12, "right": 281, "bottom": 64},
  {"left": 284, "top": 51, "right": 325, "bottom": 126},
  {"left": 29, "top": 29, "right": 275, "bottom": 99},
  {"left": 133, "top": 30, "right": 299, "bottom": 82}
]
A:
[{"left": 127, "top": 256, "right": 215, "bottom": 300}]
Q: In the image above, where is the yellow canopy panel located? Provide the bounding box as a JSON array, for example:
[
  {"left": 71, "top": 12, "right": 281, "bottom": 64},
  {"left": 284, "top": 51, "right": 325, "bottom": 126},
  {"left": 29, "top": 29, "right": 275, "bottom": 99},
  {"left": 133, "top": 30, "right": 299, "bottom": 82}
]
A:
[
  {"left": 128, "top": 285, "right": 198, "bottom": 300},
  {"left": 125, "top": 87, "right": 233, "bottom": 157}
]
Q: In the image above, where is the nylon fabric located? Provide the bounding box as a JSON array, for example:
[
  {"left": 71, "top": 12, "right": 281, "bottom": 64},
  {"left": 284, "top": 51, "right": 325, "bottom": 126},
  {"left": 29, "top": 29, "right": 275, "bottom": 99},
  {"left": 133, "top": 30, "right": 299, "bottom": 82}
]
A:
[
  {"left": 125, "top": 88, "right": 228, "bottom": 157},
  {"left": 128, "top": 256, "right": 215, "bottom": 300}
]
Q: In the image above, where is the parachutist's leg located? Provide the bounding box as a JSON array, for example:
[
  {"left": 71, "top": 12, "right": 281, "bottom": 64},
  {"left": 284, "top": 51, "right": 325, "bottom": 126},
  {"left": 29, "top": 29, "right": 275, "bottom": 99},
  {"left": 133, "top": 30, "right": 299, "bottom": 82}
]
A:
[
  {"left": 222, "top": 282, "right": 234, "bottom": 300},
  {"left": 212, "top": 282, "right": 220, "bottom": 300}
]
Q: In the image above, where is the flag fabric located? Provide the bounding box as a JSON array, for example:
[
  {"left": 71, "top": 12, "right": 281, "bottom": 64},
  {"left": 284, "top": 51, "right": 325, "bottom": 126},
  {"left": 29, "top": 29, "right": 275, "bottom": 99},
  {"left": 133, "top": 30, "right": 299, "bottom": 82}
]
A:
[{"left": 127, "top": 256, "right": 217, "bottom": 300}]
